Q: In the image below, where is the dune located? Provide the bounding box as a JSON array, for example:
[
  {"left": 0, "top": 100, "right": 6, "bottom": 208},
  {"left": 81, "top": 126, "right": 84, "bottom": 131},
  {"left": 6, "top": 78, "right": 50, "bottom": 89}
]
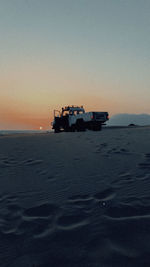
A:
[{"left": 0, "top": 126, "right": 150, "bottom": 266}]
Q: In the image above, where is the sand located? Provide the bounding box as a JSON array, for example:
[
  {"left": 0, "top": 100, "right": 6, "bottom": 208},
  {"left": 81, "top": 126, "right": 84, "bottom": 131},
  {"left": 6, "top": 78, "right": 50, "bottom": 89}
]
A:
[{"left": 0, "top": 126, "right": 150, "bottom": 267}]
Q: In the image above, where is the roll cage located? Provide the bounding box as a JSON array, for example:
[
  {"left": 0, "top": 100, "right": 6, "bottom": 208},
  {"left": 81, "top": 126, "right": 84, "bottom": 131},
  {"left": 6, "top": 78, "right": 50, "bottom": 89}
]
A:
[{"left": 54, "top": 106, "right": 85, "bottom": 118}]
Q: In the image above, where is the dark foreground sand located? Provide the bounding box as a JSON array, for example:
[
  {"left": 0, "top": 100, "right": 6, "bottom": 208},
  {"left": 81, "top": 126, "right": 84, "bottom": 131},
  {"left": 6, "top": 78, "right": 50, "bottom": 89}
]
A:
[{"left": 0, "top": 127, "right": 150, "bottom": 267}]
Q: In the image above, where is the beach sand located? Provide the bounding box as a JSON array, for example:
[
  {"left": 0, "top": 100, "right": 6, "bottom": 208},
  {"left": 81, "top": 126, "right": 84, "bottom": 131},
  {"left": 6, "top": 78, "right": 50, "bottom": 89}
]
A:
[{"left": 0, "top": 126, "right": 150, "bottom": 267}]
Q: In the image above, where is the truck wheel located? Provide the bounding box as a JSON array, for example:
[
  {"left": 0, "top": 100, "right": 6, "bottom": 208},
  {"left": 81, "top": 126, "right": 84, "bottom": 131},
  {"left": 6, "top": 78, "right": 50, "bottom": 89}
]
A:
[
  {"left": 76, "top": 119, "right": 85, "bottom": 131},
  {"left": 54, "top": 127, "right": 60, "bottom": 133},
  {"left": 70, "top": 125, "right": 76, "bottom": 132}
]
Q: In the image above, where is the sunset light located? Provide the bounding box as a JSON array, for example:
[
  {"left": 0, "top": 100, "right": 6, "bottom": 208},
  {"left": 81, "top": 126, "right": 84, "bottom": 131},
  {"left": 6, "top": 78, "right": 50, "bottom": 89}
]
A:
[
  {"left": 1, "top": 2, "right": 150, "bottom": 266},
  {"left": 0, "top": 1, "right": 150, "bottom": 130}
]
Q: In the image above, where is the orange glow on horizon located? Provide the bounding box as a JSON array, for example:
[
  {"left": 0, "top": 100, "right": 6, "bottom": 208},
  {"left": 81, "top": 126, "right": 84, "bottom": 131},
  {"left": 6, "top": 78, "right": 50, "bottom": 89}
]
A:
[
  {"left": 1, "top": 78, "right": 148, "bottom": 130},
  {"left": 0, "top": 104, "right": 51, "bottom": 130},
  {"left": 0, "top": 94, "right": 125, "bottom": 130}
]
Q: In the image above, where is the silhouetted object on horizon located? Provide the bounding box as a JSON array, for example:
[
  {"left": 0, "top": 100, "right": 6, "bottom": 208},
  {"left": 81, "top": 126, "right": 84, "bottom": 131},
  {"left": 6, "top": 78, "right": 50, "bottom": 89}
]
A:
[
  {"left": 51, "top": 105, "right": 109, "bottom": 133},
  {"left": 128, "top": 123, "right": 136, "bottom": 127}
]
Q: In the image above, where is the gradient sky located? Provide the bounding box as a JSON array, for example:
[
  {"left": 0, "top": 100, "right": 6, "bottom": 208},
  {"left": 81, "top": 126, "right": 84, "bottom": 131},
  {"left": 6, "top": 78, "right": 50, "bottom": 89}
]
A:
[{"left": 0, "top": 0, "right": 150, "bottom": 129}]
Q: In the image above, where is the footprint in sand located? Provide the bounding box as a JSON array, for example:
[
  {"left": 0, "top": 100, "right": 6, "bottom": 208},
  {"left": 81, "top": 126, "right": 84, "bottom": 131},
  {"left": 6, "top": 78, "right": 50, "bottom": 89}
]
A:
[
  {"left": 23, "top": 203, "right": 59, "bottom": 218},
  {"left": 136, "top": 173, "right": 150, "bottom": 180},
  {"left": 0, "top": 155, "right": 18, "bottom": 167},
  {"left": 16, "top": 202, "right": 60, "bottom": 238},
  {"left": 105, "top": 202, "right": 150, "bottom": 219},
  {"left": 18, "top": 216, "right": 50, "bottom": 237},
  {"left": 67, "top": 190, "right": 116, "bottom": 215},
  {"left": 36, "top": 169, "right": 48, "bottom": 176},
  {"left": 47, "top": 175, "right": 56, "bottom": 181},
  {"left": 95, "top": 143, "right": 108, "bottom": 153},
  {"left": 57, "top": 212, "right": 89, "bottom": 230},
  {"left": 119, "top": 172, "right": 134, "bottom": 182},
  {"left": 23, "top": 159, "right": 43, "bottom": 166},
  {"left": 68, "top": 194, "right": 92, "bottom": 201},
  {"left": 138, "top": 162, "right": 150, "bottom": 169},
  {"left": 138, "top": 153, "right": 150, "bottom": 170},
  {"left": 0, "top": 198, "right": 23, "bottom": 235},
  {"left": 67, "top": 194, "right": 94, "bottom": 209},
  {"left": 114, "top": 148, "right": 130, "bottom": 154},
  {"left": 111, "top": 172, "right": 134, "bottom": 188},
  {"left": 94, "top": 188, "right": 116, "bottom": 202},
  {"left": 106, "top": 148, "right": 131, "bottom": 158},
  {"left": 119, "top": 172, "right": 132, "bottom": 178},
  {"left": 73, "top": 157, "right": 80, "bottom": 161},
  {"left": 36, "top": 169, "right": 56, "bottom": 181},
  {"left": 0, "top": 194, "right": 18, "bottom": 204}
]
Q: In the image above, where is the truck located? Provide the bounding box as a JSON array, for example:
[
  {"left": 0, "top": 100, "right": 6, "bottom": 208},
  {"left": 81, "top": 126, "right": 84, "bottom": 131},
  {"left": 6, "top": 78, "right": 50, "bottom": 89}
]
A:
[{"left": 52, "top": 106, "right": 109, "bottom": 133}]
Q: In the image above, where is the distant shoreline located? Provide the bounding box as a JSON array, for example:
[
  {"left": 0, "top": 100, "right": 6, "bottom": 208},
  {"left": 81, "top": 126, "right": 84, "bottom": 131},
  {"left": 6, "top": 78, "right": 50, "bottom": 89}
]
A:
[{"left": 0, "top": 125, "right": 150, "bottom": 137}]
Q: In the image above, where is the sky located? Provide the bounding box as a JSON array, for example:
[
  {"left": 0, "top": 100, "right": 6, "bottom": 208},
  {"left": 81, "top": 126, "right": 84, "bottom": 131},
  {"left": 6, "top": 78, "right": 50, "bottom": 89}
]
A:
[{"left": 0, "top": 0, "right": 150, "bottom": 130}]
